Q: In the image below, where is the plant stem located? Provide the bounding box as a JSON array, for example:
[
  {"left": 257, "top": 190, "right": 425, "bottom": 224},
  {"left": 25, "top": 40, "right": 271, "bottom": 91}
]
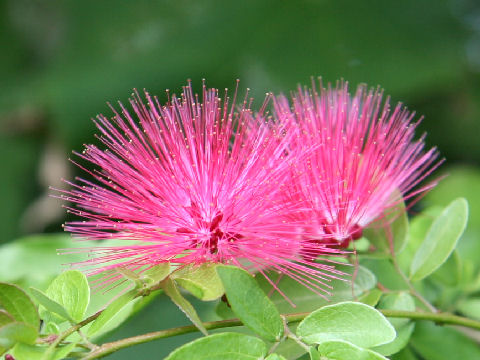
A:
[
  {"left": 381, "top": 309, "right": 480, "bottom": 330},
  {"left": 79, "top": 310, "right": 480, "bottom": 359}
]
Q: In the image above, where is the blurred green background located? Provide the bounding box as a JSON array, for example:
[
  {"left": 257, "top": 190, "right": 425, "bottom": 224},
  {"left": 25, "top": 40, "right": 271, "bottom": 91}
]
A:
[{"left": 1, "top": 0, "right": 480, "bottom": 358}]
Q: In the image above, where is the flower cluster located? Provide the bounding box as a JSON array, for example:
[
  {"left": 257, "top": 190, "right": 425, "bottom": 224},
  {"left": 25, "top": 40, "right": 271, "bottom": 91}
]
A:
[{"left": 59, "top": 80, "right": 440, "bottom": 296}]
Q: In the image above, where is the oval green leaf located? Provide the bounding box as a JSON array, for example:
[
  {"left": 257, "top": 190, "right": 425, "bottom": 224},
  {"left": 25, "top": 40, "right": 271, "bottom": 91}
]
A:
[
  {"left": 44, "top": 270, "right": 90, "bottom": 322},
  {"left": 296, "top": 301, "right": 396, "bottom": 348},
  {"left": 0, "top": 283, "right": 39, "bottom": 329},
  {"left": 141, "top": 263, "right": 170, "bottom": 284},
  {"left": 265, "top": 354, "right": 287, "bottom": 360},
  {"left": 217, "top": 265, "right": 283, "bottom": 341},
  {"left": 373, "top": 322, "right": 415, "bottom": 356},
  {"left": 88, "top": 289, "right": 137, "bottom": 336},
  {"left": 30, "top": 287, "right": 73, "bottom": 323},
  {"left": 165, "top": 332, "right": 267, "bottom": 360},
  {"left": 173, "top": 263, "right": 224, "bottom": 301},
  {"left": 317, "top": 340, "right": 388, "bottom": 360},
  {"left": 0, "top": 310, "right": 14, "bottom": 327},
  {"left": 0, "top": 322, "right": 37, "bottom": 350},
  {"left": 162, "top": 277, "right": 208, "bottom": 335},
  {"left": 410, "top": 198, "right": 468, "bottom": 281}
]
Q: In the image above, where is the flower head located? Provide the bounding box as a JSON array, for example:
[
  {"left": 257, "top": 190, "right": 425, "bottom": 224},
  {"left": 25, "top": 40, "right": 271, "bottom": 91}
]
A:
[
  {"left": 59, "top": 82, "right": 344, "bottom": 296},
  {"left": 274, "top": 80, "right": 441, "bottom": 247}
]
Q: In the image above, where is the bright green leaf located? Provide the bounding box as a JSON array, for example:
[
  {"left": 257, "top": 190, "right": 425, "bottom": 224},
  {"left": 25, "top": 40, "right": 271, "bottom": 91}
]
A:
[
  {"left": 44, "top": 270, "right": 90, "bottom": 322},
  {"left": 424, "top": 167, "right": 480, "bottom": 265},
  {"left": 430, "top": 250, "right": 462, "bottom": 287},
  {"left": 0, "top": 283, "right": 39, "bottom": 329},
  {"left": 265, "top": 354, "right": 287, "bottom": 360},
  {"left": 358, "top": 289, "right": 383, "bottom": 307},
  {"left": 165, "top": 332, "right": 267, "bottom": 360},
  {"left": 317, "top": 340, "right": 388, "bottom": 360},
  {"left": 217, "top": 265, "right": 283, "bottom": 341},
  {"left": 11, "top": 341, "right": 77, "bottom": 360},
  {"left": 162, "top": 277, "right": 208, "bottom": 335},
  {"left": 87, "top": 289, "right": 137, "bottom": 336},
  {"left": 374, "top": 292, "right": 415, "bottom": 355},
  {"left": 11, "top": 343, "right": 46, "bottom": 360},
  {"left": 0, "top": 310, "right": 14, "bottom": 326},
  {"left": 373, "top": 322, "right": 415, "bottom": 356},
  {"left": 30, "top": 287, "right": 73, "bottom": 323},
  {"left": 309, "top": 347, "right": 321, "bottom": 360},
  {"left": 116, "top": 267, "right": 140, "bottom": 281},
  {"left": 397, "top": 207, "right": 443, "bottom": 273},
  {"left": 0, "top": 235, "right": 83, "bottom": 288},
  {"left": 364, "top": 194, "right": 409, "bottom": 255},
  {"left": 0, "top": 322, "right": 37, "bottom": 350},
  {"left": 141, "top": 263, "right": 170, "bottom": 284},
  {"left": 410, "top": 198, "right": 468, "bottom": 281},
  {"left": 45, "top": 322, "right": 60, "bottom": 335},
  {"left": 173, "top": 263, "right": 224, "bottom": 301},
  {"left": 378, "top": 292, "right": 415, "bottom": 328},
  {"left": 52, "top": 342, "right": 77, "bottom": 360},
  {"left": 296, "top": 301, "right": 396, "bottom": 347},
  {"left": 273, "top": 337, "right": 308, "bottom": 360}
]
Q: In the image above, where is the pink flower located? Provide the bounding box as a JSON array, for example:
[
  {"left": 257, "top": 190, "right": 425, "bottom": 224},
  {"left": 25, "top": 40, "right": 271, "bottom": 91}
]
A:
[
  {"left": 58, "top": 82, "right": 344, "bottom": 296},
  {"left": 273, "top": 80, "right": 442, "bottom": 247}
]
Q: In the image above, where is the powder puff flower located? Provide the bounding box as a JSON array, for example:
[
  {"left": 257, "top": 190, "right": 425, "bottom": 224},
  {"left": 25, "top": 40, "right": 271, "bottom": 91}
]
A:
[
  {"left": 58, "top": 82, "right": 344, "bottom": 296},
  {"left": 273, "top": 80, "right": 442, "bottom": 247}
]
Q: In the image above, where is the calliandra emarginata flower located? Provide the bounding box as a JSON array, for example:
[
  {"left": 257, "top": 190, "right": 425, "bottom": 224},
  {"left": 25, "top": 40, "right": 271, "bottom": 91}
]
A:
[
  {"left": 57, "top": 82, "right": 345, "bottom": 298},
  {"left": 273, "top": 80, "right": 442, "bottom": 248}
]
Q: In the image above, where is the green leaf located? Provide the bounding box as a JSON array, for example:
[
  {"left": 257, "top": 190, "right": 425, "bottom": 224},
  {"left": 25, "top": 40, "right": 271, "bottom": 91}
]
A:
[
  {"left": 52, "top": 342, "right": 77, "bottom": 360},
  {"left": 309, "top": 347, "right": 321, "bottom": 360},
  {"left": 30, "top": 287, "right": 73, "bottom": 323},
  {"left": 296, "top": 301, "right": 396, "bottom": 347},
  {"left": 265, "top": 354, "right": 287, "bottom": 360},
  {"left": 357, "top": 289, "right": 383, "bottom": 307},
  {"left": 430, "top": 250, "right": 462, "bottom": 287},
  {"left": 44, "top": 270, "right": 90, "bottom": 322},
  {"left": 173, "top": 263, "right": 224, "bottom": 301},
  {"left": 116, "top": 267, "right": 140, "bottom": 281},
  {"left": 255, "top": 265, "right": 376, "bottom": 314},
  {"left": 0, "top": 322, "right": 37, "bottom": 349},
  {"left": 0, "top": 310, "right": 14, "bottom": 326},
  {"left": 87, "top": 289, "right": 137, "bottom": 336},
  {"left": 162, "top": 277, "right": 208, "bottom": 335},
  {"left": 373, "top": 322, "right": 415, "bottom": 356},
  {"left": 390, "top": 347, "right": 420, "bottom": 360},
  {"left": 317, "top": 340, "right": 388, "bottom": 360},
  {"left": 45, "top": 322, "right": 60, "bottom": 335},
  {"left": 377, "top": 292, "right": 415, "bottom": 328},
  {"left": 373, "top": 292, "right": 415, "bottom": 355},
  {"left": 11, "top": 343, "right": 46, "bottom": 360},
  {"left": 410, "top": 198, "right": 468, "bottom": 281},
  {"left": 0, "top": 235, "right": 84, "bottom": 288},
  {"left": 0, "top": 283, "right": 39, "bottom": 329},
  {"left": 141, "top": 263, "right": 170, "bottom": 284},
  {"left": 424, "top": 167, "right": 480, "bottom": 265},
  {"left": 11, "top": 342, "right": 77, "bottom": 360},
  {"left": 364, "top": 194, "right": 409, "bottom": 255},
  {"left": 410, "top": 321, "right": 480, "bottom": 360},
  {"left": 165, "top": 332, "right": 267, "bottom": 360},
  {"left": 397, "top": 207, "right": 443, "bottom": 273},
  {"left": 216, "top": 265, "right": 283, "bottom": 341},
  {"left": 457, "top": 297, "right": 480, "bottom": 320}
]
